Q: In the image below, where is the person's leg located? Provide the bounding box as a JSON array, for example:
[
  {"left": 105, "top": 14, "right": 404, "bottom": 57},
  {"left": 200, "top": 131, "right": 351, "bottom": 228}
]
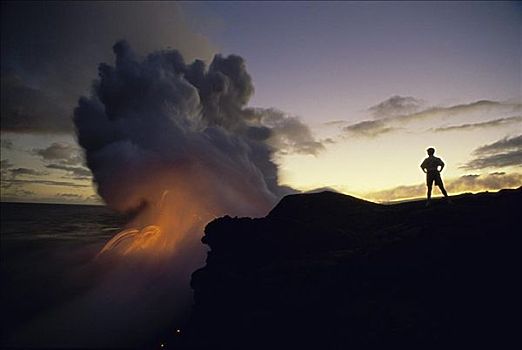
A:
[
  {"left": 425, "top": 185, "right": 433, "bottom": 207},
  {"left": 436, "top": 177, "right": 452, "bottom": 203},
  {"left": 439, "top": 183, "right": 448, "bottom": 197},
  {"left": 426, "top": 173, "right": 433, "bottom": 204},
  {"left": 436, "top": 174, "right": 449, "bottom": 197}
]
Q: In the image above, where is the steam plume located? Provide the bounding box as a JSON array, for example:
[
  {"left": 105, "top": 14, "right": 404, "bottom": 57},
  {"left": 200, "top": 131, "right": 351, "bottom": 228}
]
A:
[
  {"left": 75, "top": 40, "right": 313, "bottom": 220},
  {"left": 50, "top": 41, "right": 320, "bottom": 346}
]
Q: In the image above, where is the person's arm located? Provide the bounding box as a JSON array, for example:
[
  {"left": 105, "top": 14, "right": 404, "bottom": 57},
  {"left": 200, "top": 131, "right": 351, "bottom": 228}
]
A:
[
  {"left": 420, "top": 160, "right": 427, "bottom": 173},
  {"left": 438, "top": 159, "right": 445, "bottom": 172}
]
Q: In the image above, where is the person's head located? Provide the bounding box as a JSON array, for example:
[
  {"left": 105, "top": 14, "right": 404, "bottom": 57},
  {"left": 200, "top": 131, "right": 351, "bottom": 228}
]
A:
[{"left": 427, "top": 147, "right": 435, "bottom": 156}]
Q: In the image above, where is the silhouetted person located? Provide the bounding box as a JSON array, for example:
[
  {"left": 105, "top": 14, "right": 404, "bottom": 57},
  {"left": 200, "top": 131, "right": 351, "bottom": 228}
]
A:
[{"left": 420, "top": 147, "right": 450, "bottom": 206}]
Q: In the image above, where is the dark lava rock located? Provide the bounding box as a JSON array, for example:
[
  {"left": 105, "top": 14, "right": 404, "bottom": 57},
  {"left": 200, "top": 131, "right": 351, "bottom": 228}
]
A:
[{"left": 186, "top": 188, "right": 521, "bottom": 349}]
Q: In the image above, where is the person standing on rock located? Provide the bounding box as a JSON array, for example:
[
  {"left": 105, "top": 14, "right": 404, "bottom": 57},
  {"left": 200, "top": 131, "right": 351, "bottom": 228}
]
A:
[{"left": 420, "top": 147, "right": 451, "bottom": 206}]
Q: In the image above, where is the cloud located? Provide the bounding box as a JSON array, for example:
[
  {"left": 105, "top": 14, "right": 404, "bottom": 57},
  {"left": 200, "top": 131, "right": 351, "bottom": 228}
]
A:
[
  {"left": 365, "top": 172, "right": 522, "bottom": 202},
  {"left": 9, "top": 168, "right": 49, "bottom": 178},
  {"left": 56, "top": 193, "right": 83, "bottom": 198},
  {"left": 446, "top": 172, "right": 522, "bottom": 192},
  {"left": 1, "top": 138, "right": 13, "bottom": 149},
  {"left": 1, "top": 179, "right": 90, "bottom": 188},
  {"left": 1, "top": 72, "right": 73, "bottom": 133},
  {"left": 322, "top": 138, "right": 336, "bottom": 145},
  {"left": 1, "top": 187, "right": 35, "bottom": 199},
  {"left": 256, "top": 108, "right": 325, "bottom": 155},
  {"left": 33, "top": 143, "right": 83, "bottom": 165},
  {"left": 83, "top": 193, "right": 103, "bottom": 203},
  {"left": 342, "top": 98, "right": 521, "bottom": 138},
  {"left": 368, "top": 95, "right": 424, "bottom": 119},
  {"left": 399, "top": 100, "right": 520, "bottom": 123},
  {"left": 462, "top": 135, "right": 522, "bottom": 170},
  {"left": 461, "top": 151, "right": 522, "bottom": 170},
  {"left": 0, "top": 159, "right": 14, "bottom": 181},
  {"left": 45, "top": 164, "right": 92, "bottom": 178},
  {"left": 1, "top": 159, "right": 13, "bottom": 169},
  {"left": 15, "top": 189, "right": 35, "bottom": 196},
  {"left": 471, "top": 135, "right": 522, "bottom": 155},
  {"left": 1, "top": 2, "right": 216, "bottom": 134},
  {"left": 75, "top": 40, "right": 324, "bottom": 213},
  {"left": 323, "top": 120, "right": 349, "bottom": 127},
  {"left": 342, "top": 120, "right": 397, "bottom": 138},
  {"left": 433, "top": 116, "right": 522, "bottom": 132}
]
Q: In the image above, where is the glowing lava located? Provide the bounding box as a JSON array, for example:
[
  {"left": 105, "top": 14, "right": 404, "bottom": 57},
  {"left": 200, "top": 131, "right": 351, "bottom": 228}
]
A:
[
  {"left": 96, "top": 189, "right": 210, "bottom": 258},
  {"left": 95, "top": 162, "right": 275, "bottom": 260},
  {"left": 97, "top": 225, "right": 164, "bottom": 256}
]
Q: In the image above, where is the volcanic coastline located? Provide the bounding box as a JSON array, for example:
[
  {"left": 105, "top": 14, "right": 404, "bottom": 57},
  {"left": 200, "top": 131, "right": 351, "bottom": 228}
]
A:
[{"left": 179, "top": 188, "right": 521, "bottom": 349}]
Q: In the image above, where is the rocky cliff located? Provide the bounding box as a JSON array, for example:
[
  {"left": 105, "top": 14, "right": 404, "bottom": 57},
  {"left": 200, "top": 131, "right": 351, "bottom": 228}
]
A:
[{"left": 186, "top": 189, "right": 521, "bottom": 349}]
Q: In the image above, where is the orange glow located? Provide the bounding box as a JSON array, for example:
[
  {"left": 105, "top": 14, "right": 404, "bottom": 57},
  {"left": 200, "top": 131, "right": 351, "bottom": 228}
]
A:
[
  {"left": 97, "top": 188, "right": 211, "bottom": 258},
  {"left": 96, "top": 165, "right": 274, "bottom": 259}
]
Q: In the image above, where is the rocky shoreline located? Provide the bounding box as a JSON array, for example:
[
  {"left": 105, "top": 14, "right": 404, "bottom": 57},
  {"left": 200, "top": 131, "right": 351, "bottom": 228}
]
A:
[{"left": 184, "top": 189, "right": 520, "bottom": 348}]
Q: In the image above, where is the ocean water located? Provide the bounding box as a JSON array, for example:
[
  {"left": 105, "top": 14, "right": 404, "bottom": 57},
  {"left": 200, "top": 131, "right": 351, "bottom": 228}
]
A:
[
  {"left": 1, "top": 202, "right": 125, "bottom": 242},
  {"left": 1, "top": 202, "right": 206, "bottom": 348},
  {"left": 1, "top": 202, "right": 126, "bottom": 346}
]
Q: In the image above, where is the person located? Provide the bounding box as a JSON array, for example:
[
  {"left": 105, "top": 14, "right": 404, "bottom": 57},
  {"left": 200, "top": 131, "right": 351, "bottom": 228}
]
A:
[{"left": 420, "top": 147, "right": 451, "bottom": 206}]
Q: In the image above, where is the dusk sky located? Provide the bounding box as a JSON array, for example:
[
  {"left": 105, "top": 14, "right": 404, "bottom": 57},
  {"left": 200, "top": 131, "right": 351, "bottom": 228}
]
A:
[{"left": 1, "top": 1, "right": 521, "bottom": 204}]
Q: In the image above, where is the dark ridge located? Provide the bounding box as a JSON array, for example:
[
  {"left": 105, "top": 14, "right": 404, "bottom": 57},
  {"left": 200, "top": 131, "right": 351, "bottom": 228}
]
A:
[
  {"left": 182, "top": 188, "right": 521, "bottom": 349},
  {"left": 268, "top": 190, "right": 381, "bottom": 219}
]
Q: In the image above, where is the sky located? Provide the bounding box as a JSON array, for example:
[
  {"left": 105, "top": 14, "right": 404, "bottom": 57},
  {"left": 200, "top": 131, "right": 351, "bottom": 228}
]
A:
[{"left": 1, "top": 1, "right": 521, "bottom": 204}]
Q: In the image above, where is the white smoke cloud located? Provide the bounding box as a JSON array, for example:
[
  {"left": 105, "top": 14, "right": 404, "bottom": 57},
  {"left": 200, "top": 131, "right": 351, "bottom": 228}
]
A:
[{"left": 75, "top": 40, "right": 322, "bottom": 215}]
